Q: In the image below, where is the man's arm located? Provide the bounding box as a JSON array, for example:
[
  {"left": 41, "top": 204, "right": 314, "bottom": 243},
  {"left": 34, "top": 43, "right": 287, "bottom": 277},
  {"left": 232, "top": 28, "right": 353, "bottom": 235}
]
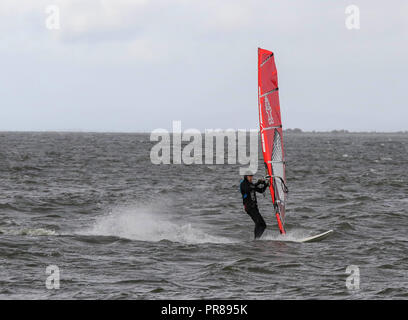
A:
[{"left": 255, "top": 179, "right": 269, "bottom": 193}]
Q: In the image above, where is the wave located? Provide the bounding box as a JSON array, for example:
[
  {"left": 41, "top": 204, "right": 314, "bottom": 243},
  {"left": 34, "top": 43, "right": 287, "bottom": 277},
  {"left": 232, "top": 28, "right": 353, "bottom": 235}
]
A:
[
  {"left": 0, "top": 227, "right": 58, "bottom": 236},
  {"left": 80, "top": 205, "right": 235, "bottom": 245}
]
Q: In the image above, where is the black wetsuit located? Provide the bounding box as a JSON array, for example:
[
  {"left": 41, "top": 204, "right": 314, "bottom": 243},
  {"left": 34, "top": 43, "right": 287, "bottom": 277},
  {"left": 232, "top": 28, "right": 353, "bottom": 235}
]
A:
[{"left": 239, "top": 177, "right": 268, "bottom": 239}]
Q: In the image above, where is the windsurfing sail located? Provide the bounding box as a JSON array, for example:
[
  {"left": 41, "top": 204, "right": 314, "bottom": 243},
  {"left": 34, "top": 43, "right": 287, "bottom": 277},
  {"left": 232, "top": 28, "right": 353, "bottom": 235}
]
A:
[{"left": 258, "top": 48, "right": 288, "bottom": 235}]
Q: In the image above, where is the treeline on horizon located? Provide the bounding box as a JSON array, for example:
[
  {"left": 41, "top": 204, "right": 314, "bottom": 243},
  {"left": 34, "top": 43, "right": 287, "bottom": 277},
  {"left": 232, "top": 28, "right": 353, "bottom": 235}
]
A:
[
  {"left": 284, "top": 128, "right": 408, "bottom": 134},
  {"left": 1, "top": 129, "right": 407, "bottom": 134}
]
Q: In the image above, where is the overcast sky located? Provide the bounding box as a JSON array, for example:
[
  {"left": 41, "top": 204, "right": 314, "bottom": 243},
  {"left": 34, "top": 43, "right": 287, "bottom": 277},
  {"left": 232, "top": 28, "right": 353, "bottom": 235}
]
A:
[{"left": 0, "top": 0, "right": 407, "bottom": 132}]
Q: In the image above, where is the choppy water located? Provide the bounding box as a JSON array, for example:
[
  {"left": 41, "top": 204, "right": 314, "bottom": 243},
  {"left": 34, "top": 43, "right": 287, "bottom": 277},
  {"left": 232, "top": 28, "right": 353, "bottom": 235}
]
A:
[{"left": 0, "top": 132, "right": 407, "bottom": 299}]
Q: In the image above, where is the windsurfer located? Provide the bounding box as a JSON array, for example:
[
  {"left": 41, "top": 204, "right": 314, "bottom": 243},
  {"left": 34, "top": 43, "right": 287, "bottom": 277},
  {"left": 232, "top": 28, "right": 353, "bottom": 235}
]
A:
[{"left": 239, "top": 172, "right": 269, "bottom": 239}]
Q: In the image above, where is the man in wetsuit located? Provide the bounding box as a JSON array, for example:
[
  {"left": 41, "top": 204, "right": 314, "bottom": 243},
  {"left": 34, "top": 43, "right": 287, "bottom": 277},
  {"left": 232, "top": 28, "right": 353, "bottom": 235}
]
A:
[{"left": 239, "top": 172, "right": 269, "bottom": 239}]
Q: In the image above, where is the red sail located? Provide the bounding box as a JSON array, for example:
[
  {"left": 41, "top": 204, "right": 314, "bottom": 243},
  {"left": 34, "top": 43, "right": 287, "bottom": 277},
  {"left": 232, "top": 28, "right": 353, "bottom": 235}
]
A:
[{"left": 258, "top": 48, "right": 287, "bottom": 234}]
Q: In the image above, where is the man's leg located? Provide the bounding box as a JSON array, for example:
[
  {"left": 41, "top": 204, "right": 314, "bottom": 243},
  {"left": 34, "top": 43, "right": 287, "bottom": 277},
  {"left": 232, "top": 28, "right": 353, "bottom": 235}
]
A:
[{"left": 245, "top": 205, "right": 267, "bottom": 239}]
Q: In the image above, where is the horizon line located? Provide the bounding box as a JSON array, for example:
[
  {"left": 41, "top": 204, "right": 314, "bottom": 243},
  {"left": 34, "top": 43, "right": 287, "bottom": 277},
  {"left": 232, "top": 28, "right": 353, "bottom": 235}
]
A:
[{"left": 0, "top": 129, "right": 407, "bottom": 134}]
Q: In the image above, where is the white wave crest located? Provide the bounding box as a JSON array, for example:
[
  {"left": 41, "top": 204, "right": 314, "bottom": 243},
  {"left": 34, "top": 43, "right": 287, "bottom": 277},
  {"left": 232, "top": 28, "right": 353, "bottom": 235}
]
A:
[
  {"left": 82, "top": 205, "right": 235, "bottom": 244},
  {"left": 1, "top": 227, "right": 58, "bottom": 236}
]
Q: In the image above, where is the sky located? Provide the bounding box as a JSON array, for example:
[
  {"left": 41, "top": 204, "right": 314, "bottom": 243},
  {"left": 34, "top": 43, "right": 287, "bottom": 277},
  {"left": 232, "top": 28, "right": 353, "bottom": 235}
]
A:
[{"left": 0, "top": 0, "right": 407, "bottom": 132}]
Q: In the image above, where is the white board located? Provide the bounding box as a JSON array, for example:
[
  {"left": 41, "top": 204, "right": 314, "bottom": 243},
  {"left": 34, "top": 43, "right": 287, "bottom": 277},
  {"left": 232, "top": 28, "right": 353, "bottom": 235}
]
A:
[{"left": 297, "top": 230, "right": 333, "bottom": 243}]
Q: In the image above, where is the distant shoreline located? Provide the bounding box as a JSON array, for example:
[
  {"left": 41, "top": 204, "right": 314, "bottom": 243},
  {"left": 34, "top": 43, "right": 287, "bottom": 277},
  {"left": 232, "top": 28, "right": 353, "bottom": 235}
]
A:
[
  {"left": 283, "top": 129, "right": 408, "bottom": 134},
  {"left": 0, "top": 130, "right": 407, "bottom": 134}
]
